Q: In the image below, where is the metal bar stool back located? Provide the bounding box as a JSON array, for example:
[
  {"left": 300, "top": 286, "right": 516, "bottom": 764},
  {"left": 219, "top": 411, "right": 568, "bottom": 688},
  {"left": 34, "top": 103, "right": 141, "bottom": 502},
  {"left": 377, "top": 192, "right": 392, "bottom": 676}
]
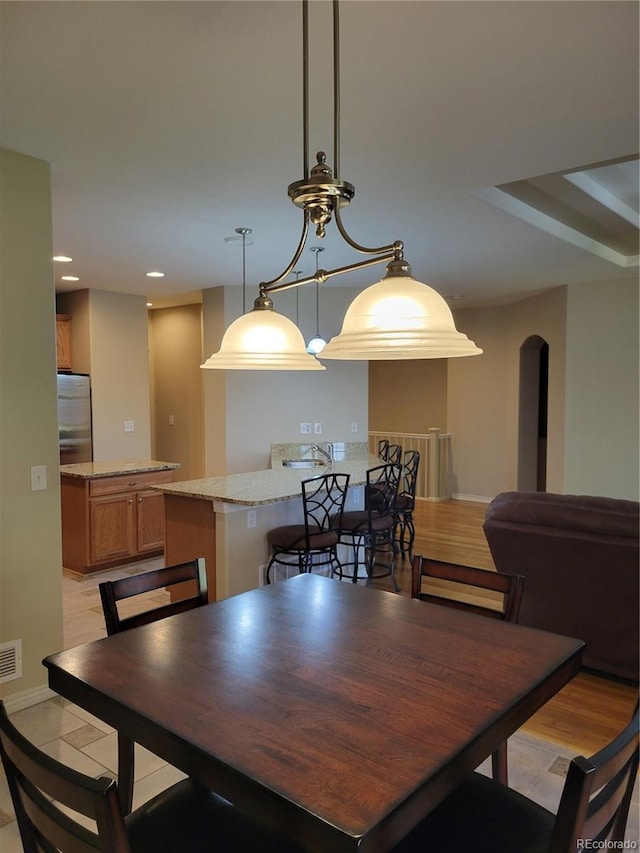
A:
[
  {"left": 265, "top": 472, "right": 351, "bottom": 583},
  {"left": 396, "top": 449, "right": 420, "bottom": 560},
  {"left": 337, "top": 462, "right": 402, "bottom": 591}
]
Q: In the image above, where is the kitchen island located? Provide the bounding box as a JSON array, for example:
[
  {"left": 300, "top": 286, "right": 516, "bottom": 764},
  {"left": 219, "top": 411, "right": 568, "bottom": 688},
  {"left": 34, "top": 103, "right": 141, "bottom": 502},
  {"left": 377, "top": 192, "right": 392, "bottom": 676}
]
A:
[
  {"left": 60, "top": 460, "right": 179, "bottom": 574},
  {"left": 155, "top": 456, "right": 378, "bottom": 600}
]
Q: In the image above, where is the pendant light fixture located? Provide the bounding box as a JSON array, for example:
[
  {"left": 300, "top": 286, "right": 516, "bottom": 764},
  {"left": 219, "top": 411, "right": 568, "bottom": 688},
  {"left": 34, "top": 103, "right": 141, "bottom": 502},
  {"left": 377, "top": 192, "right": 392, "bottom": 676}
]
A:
[
  {"left": 306, "top": 247, "right": 327, "bottom": 355},
  {"left": 202, "top": 0, "right": 481, "bottom": 371},
  {"left": 223, "top": 227, "right": 252, "bottom": 315}
]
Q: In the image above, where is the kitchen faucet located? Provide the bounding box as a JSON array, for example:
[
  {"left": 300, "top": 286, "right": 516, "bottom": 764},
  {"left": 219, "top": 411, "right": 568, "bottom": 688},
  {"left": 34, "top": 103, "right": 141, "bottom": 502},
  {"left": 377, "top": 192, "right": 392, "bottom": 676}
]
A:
[{"left": 311, "top": 442, "right": 333, "bottom": 465}]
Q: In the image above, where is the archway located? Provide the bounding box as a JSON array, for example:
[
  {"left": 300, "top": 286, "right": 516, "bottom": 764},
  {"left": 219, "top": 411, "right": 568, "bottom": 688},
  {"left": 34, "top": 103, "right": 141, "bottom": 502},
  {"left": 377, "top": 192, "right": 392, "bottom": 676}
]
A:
[{"left": 517, "top": 336, "right": 549, "bottom": 491}]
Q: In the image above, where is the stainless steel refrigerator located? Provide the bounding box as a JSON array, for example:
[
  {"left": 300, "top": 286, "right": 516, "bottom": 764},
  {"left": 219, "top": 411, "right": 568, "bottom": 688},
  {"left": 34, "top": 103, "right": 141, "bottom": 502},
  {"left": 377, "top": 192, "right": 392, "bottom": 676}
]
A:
[{"left": 57, "top": 372, "right": 93, "bottom": 464}]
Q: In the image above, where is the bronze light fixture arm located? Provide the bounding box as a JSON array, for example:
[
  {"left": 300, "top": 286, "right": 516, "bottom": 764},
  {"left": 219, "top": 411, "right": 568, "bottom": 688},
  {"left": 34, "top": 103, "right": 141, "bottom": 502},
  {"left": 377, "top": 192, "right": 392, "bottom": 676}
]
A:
[
  {"left": 260, "top": 250, "right": 397, "bottom": 298},
  {"left": 258, "top": 212, "right": 311, "bottom": 292}
]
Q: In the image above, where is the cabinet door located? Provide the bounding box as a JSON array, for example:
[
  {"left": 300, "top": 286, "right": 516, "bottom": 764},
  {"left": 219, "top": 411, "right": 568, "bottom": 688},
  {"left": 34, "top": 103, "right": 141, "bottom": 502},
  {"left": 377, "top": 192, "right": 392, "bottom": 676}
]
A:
[
  {"left": 136, "top": 489, "right": 166, "bottom": 553},
  {"left": 56, "top": 315, "right": 72, "bottom": 370},
  {"left": 90, "top": 494, "right": 135, "bottom": 564}
]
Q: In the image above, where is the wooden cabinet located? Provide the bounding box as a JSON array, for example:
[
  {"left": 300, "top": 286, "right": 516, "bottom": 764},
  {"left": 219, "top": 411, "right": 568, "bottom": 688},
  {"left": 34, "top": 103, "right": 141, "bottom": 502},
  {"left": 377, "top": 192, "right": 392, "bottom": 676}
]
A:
[
  {"left": 61, "top": 469, "right": 175, "bottom": 574},
  {"left": 56, "top": 314, "right": 72, "bottom": 370}
]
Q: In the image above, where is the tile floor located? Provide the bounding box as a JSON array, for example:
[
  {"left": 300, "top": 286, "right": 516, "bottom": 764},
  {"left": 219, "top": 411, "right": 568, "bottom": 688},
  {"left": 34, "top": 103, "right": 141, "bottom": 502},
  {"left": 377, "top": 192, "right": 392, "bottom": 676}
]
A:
[{"left": 1, "top": 558, "right": 638, "bottom": 851}]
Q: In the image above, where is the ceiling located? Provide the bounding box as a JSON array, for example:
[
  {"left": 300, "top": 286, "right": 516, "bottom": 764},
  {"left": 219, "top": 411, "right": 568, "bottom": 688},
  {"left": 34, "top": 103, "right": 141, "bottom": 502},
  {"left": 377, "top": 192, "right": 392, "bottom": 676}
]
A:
[{"left": 1, "top": 1, "right": 638, "bottom": 310}]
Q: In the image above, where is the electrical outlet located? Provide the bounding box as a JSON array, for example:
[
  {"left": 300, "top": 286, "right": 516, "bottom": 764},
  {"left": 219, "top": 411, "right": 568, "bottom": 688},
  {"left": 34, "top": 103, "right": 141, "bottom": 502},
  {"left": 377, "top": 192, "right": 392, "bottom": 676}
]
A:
[
  {"left": 351, "top": 422, "right": 359, "bottom": 433},
  {"left": 314, "top": 422, "right": 322, "bottom": 434},
  {"left": 300, "top": 422, "right": 312, "bottom": 434},
  {"left": 124, "top": 420, "right": 135, "bottom": 432},
  {"left": 30, "top": 465, "right": 47, "bottom": 491},
  {"left": 247, "top": 510, "right": 257, "bottom": 528}
]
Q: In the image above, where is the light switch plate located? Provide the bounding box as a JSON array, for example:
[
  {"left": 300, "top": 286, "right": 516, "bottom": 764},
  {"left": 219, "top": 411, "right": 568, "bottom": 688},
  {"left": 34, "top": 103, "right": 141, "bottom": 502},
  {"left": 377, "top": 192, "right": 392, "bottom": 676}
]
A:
[
  {"left": 124, "top": 420, "right": 135, "bottom": 432},
  {"left": 30, "top": 465, "right": 47, "bottom": 491}
]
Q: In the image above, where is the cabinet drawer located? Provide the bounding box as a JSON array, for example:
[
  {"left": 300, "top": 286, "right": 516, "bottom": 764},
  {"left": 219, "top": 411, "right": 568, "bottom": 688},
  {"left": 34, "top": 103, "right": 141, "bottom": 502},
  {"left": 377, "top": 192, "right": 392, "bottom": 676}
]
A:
[{"left": 89, "top": 470, "right": 174, "bottom": 496}]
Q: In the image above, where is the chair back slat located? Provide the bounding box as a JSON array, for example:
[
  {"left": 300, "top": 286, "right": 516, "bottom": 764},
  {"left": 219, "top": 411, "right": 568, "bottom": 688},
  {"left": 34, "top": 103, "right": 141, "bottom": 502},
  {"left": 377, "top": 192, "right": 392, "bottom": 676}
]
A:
[
  {"left": 411, "top": 556, "right": 524, "bottom": 623},
  {"left": 550, "top": 705, "right": 639, "bottom": 851},
  {"left": 401, "top": 450, "right": 420, "bottom": 499},
  {"left": 0, "top": 700, "right": 131, "bottom": 853},
  {"left": 99, "top": 558, "right": 208, "bottom": 635}
]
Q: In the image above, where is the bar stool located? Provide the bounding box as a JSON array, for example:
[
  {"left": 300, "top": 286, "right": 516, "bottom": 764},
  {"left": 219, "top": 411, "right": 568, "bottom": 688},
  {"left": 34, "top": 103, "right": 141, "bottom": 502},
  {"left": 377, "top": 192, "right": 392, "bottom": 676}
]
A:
[
  {"left": 396, "top": 449, "right": 420, "bottom": 560},
  {"left": 378, "top": 439, "right": 402, "bottom": 465},
  {"left": 265, "top": 473, "right": 350, "bottom": 583},
  {"left": 336, "top": 463, "right": 402, "bottom": 591}
]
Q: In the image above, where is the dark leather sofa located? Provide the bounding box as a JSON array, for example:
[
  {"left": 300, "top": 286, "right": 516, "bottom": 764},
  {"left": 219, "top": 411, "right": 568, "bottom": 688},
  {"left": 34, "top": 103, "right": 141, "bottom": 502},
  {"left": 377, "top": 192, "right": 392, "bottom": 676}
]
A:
[{"left": 483, "top": 491, "right": 639, "bottom": 682}]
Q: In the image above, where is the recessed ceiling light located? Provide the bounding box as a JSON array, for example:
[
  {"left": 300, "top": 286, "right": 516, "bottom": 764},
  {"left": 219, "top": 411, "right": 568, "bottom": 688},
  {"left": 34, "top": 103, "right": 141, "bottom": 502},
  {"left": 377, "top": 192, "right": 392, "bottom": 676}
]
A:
[
  {"left": 53, "top": 255, "right": 73, "bottom": 262},
  {"left": 60, "top": 275, "right": 80, "bottom": 281},
  {"left": 147, "top": 302, "right": 153, "bottom": 307},
  {"left": 146, "top": 271, "right": 165, "bottom": 278}
]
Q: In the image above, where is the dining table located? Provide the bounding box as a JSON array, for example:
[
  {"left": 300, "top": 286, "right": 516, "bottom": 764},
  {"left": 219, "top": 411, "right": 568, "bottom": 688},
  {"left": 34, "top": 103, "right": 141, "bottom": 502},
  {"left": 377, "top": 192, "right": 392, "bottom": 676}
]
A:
[{"left": 44, "top": 573, "right": 584, "bottom": 852}]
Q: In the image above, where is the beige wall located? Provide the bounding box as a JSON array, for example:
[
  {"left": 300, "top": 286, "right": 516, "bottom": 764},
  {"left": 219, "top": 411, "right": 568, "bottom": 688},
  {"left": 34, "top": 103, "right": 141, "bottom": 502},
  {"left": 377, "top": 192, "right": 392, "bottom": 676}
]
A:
[
  {"left": 202, "top": 287, "right": 227, "bottom": 476},
  {"left": 148, "top": 303, "right": 204, "bottom": 481},
  {"left": 564, "top": 278, "right": 638, "bottom": 500},
  {"left": 58, "top": 289, "right": 152, "bottom": 461},
  {"left": 202, "top": 284, "right": 369, "bottom": 474},
  {"left": 0, "top": 149, "right": 63, "bottom": 703},
  {"left": 447, "top": 288, "right": 567, "bottom": 500},
  {"left": 89, "top": 290, "right": 152, "bottom": 460},
  {"left": 368, "top": 359, "right": 448, "bottom": 433}
]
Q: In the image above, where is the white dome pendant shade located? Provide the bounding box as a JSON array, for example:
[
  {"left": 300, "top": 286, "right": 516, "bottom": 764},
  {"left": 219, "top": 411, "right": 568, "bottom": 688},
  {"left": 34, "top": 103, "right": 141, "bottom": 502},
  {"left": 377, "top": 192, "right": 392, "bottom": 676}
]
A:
[
  {"left": 201, "top": 296, "right": 325, "bottom": 371},
  {"left": 319, "top": 261, "right": 482, "bottom": 361}
]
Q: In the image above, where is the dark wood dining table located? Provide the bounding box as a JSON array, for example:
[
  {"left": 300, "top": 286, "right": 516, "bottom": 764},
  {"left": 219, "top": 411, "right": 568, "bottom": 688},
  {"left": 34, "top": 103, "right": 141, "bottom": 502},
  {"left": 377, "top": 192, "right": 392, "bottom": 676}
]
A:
[{"left": 44, "top": 573, "right": 584, "bottom": 852}]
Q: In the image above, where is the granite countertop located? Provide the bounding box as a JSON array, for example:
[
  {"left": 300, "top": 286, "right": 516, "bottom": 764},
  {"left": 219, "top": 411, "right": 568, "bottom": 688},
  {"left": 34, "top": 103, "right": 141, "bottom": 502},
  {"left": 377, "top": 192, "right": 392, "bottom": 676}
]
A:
[
  {"left": 155, "top": 457, "right": 380, "bottom": 506},
  {"left": 60, "top": 459, "right": 180, "bottom": 479}
]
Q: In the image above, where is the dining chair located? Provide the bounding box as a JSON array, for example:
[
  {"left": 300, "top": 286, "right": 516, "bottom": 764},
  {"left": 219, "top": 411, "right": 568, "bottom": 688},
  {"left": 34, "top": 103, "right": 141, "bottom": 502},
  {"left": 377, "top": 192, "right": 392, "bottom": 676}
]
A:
[
  {"left": 411, "top": 555, "right": 525, "bottom": 784},
  {"left": 337, "top": 463, "right": 402, "bottom": 591},
  {"left": 99, "top": 558, "right": 209, "bottom": 813},
  {"left": 265, "top": 473, "right": 350, "bottom": 584},
  {"left": 395, "top": 449, "right": 420, "bottom": 560},
  {"left": 99, "top": 557, "right": 209, "bottom": 635},
  {"left": 393, "top": 701, "right": 639, "bottom": 853},
  {"left": 0, "top": 699, "right": 299, "bottom": 853}
]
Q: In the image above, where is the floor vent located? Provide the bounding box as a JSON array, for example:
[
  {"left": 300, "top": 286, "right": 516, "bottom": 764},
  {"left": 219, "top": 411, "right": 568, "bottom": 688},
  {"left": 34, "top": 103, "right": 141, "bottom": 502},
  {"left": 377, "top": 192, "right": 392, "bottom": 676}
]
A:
[{"left": 0, "top": 639, "right": 22, "bottom": 684}]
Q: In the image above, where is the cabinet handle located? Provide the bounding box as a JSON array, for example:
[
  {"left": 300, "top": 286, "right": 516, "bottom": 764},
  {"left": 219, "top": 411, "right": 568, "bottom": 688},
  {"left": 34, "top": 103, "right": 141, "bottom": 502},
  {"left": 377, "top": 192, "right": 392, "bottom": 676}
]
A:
[
  {"left": 138, "top": 497, "right": 143, "bottom": 503},
  {"left": 129, "top": 499, "right": 134, "bottom": 504},
  {"left": 127, "top": 480, "right": 140, "bottom": 487}
]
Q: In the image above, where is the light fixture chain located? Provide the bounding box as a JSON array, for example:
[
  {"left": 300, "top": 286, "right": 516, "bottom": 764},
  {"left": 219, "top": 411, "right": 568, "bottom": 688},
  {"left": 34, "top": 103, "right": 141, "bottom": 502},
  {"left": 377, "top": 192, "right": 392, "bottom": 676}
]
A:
[
  {"left": 333, "top": 0, "right": 340, "bottom": 181},
  {"left": 303, "top": 0, "right": 309, "bottom": 180},
  {"left": 311, "top": 246, "right": 324, "bottom": 335}
]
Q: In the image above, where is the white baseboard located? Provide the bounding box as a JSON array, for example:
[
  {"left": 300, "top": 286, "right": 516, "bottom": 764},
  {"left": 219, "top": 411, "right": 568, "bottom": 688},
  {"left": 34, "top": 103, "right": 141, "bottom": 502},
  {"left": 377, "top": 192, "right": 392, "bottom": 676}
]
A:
[
  {"left": 451, "top": 493, "right": 493, "bottom": 504},
  {"left": 2, "top": 684, "right": 57, "bottom": 714}
]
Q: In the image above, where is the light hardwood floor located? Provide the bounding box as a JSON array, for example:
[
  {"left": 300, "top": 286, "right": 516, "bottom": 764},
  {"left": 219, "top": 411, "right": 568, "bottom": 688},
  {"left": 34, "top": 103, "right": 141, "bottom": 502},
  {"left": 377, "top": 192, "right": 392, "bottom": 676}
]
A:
[{"left": 372, "top": 498, "right": 638, "bottom": 756}]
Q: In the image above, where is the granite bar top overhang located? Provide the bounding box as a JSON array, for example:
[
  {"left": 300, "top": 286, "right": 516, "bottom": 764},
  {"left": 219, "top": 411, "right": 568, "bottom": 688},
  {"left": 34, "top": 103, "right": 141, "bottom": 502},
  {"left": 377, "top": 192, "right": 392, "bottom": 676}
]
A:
[
  {"left": 154, "top": 457, "right": 379, "bottom": 507},
  {"left": 60, "top": 460, "right": 180, "bottom": 479}
]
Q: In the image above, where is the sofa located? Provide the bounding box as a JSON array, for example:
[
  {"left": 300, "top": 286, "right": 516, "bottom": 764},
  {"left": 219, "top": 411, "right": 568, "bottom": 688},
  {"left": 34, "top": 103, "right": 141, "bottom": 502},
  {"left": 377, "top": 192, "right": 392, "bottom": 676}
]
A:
[{"left": 483, "top": 491, "right": 639, "bottom": 682}]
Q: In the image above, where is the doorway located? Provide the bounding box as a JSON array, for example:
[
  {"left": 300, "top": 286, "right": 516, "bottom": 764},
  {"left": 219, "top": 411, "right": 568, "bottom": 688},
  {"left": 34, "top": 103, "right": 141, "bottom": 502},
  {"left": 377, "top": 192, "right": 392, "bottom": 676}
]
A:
[{"left": 517, "top": 336, "right": 549, "bottom": 491}]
